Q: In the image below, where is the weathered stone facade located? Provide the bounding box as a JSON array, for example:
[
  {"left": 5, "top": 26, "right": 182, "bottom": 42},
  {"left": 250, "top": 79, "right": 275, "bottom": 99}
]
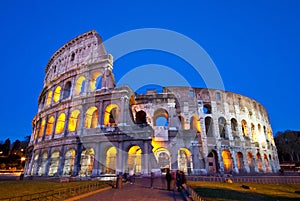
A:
[{"left": 24, "top": 30, "right": 280, "bottom": 177}]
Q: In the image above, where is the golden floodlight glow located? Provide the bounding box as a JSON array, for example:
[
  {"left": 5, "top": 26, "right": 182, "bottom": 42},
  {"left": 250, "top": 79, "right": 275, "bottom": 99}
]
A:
[
  {"left": 39, "top": 119, "right": 46, "bottom": 137},
  {"left": 68, "top": 110, "right": 81, "bottom": 131},
  {"left": 75, "top": 76, "right": 86, "bottom": 95},
  {"left": 53, "top": 86, "right": 61, "bottom": 102},
  {"left": 90, "top": 72, "right": 102, "bottom": 92},
  {"left": 55, "top": 113, "right": 66, "bottom": 134},
  {"left": 104, "top": 104, "right": 118, "bottom": 126},
  {"left": 191, "top": 114, "right": 202, "bottom": 133},
  {"left": 84, "top": 107, "right": 98, "bottom": 128},
  {"left": 46, "top": 91, "right": 53, "bottom": 106},
  {"left": 21, "top": 157, "right": 26, "bottom": 161},
  {"left": 46, "top": 116, "right": 55, "bottom": 135}
]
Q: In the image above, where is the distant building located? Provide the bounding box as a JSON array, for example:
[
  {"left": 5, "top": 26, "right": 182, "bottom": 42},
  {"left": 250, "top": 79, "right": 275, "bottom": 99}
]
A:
[{"left": 24, "top": 30, "right": 280, "bottom": 177}]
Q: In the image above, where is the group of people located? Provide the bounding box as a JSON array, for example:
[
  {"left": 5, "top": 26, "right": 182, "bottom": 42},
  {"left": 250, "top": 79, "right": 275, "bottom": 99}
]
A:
[{"left": 165, "top": 169, "right": 186, "bottom": 191}]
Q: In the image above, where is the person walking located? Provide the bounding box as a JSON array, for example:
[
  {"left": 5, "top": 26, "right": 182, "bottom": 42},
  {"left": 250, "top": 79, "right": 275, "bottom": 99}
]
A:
[
  {"left": 165, "top": 168, "right": 172, "bottom": 191},
  {"left": 150, "top": 172, "right": 154, "bottom": 189}
]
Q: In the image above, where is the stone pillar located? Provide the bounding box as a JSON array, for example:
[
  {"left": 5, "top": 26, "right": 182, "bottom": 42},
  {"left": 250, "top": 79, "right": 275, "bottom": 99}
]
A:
[
  {"left": 51, "top": 112, "right": 59, "bottom": 139},
  {"left": 116, "top": 142, "right": 123, "bottom": 174},
  {"left": 143, "top": 141, "right": 149, "bottom": 174},
  {"left": 231, "top": 150, "right": 239, "bottom": 174},
  {"left": 74, "top": 140, "right": 82, "bottom": 176},
  {"left": 63, "top": 108, "right": 71, "bottom": 137},
  {"left": 45, "top": 148, "right": 52, "bottom": 176},
  {"left": 92, "top": 143, "right": 100, "bottom": 176},
  {"left": 42, "top": 116, "right": 49, "bottom": 141}
]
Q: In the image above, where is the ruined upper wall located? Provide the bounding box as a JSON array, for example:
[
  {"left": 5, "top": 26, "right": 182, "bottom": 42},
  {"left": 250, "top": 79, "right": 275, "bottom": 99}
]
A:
[{"left": 44, "top": 30, "right": 111, "bottom": 85}]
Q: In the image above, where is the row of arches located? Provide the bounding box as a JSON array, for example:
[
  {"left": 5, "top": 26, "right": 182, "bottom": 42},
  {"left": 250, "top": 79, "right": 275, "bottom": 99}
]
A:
[
  {"left": 34, "top": 104, "right": 119, "bottom": 139},
  {"left": 30, "top": 146, "right": 193, "bottom": 176},
  {"left": 204, "top": 116, "right": 273, "bottom": 143},
  {"left": 208, "top": 150, "right": 273, "bottom": 174},
  {"left": 42, "top": 72, "right": 103, "bottom": 108}
]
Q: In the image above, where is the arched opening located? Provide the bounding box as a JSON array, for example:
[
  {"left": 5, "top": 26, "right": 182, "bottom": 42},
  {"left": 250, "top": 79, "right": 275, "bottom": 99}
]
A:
[
  {"left": 68, "top": 110, "right": 81, "bottom": 131},
  {"left": 205, "top": 117, "right": 214, "bottom": 137},
  {"left": 105, "top": 147, "right": 117, "bottom": 174},
  {"left": 154, "top": 148, "right": 171, "bottom": 170},
  {"left": 256, "top": 153, "right": 263, "bottom": 172},
  {"left": 90, "top": 72, "right": 102, "bottom": 91},
  {"left": 218, "top": 117, "right": 227, "bottom": 139},
  {"left": 46, "top": 91, "right": 53, "bottom": 107},
  {"left": 208, "top": 150, "right": 218, "bottom": 174},
  {"left": 63, "top": 149, "right": 76, "bottom": 176},
  {"left": 236, "top": 152, "right": 244, "bottom": 172},
  {"left": 178, "top": 148, "right": 192, "bottom": 174},
  {"left": 251, "top": 123, "right": 257, "bottom": 142},
  {"left": 46, "top": 116, "right": 55, "bottom": 136},
  {"left": 55, "top": 113, "right": 66, "bottom": 134},
  {"left": 39, "top": 119, "right": 46, "bottom": 138},
  {"left": 62, "top": 81, "right": 72, "bottom": 99},
  {"left": 247, "top": 152, "right": 254, "bottom": 172},
  {"left": 222, "top": 150, "right": 233, "bottom": 173},
  {"left": 70, "top": 52, "right": 75, "bottom": 61},
  {"left": 241, "top": 120, "right": 248, "bottom": 137},
  {"left": 135, "top": 110, "right": 147, "bottom": 124},
  {"left": 48, "top": 151, "right": 60, "bottom": 176},
  {"left": 53, "top": 86, "right": 61, "bottom": 103},
  {"left": 80, "top": 148, "right": 94, "bottom": 176},
  {"left": 190, "top": 115, "right": 201, "bottom": 133},
  {"left": 153, "top": 109, "right": 169, "bottom": 126},
  {"left": 38, "top": 152, "right": 48, "bottom": 176},
  {"left": 31, "top": 153, "right": 39, "bottom": 175},
  {"left": 74, "top": 76, "right": 86, "bottom": 95},
  {"left": 128, "top": 146, "right": 142, "bottom": 174},
  {"left": 84, "top": 107, "right": 98, "bottom": 129},
  {"left": 264, "top": 153, "right": 271, "bottom": 173},
  {"left": 231, "top": 118, "right": 238, "bottom": 138},
  {"left": 203, "top": 104, "right": 212, "bottom": 114},
  {"left": 104, "top": 104, "right": 118, "bottom": 126}
]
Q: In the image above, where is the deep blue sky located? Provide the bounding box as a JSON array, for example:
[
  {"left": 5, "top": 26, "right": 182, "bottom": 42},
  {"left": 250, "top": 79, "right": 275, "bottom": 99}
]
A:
[{"left": 0, "top": 0, "right": 299, "bottom": 142}]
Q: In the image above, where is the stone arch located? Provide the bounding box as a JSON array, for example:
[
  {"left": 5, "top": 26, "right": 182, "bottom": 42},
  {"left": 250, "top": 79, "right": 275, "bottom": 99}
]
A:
[
  {"left": 135, "top": 110, "right": 147, "bottom": 124},
  {"left": 153, "top": 108, "right": 169, "bottom": 126},
  {"left": 241, "top": 120, "right": 248, "bottom": 137},
  {"left": 256, "top": 152, "right": 263, "bottom": 172},
  {"left": 62, "top": 81, "right": 72, "bottom": 99},
  {"left": 38, "top": 151, "right": 48, "bottom": 176},
  {"left": 63, "top": 149, "right": 76, "bottom": 176},
  {"left": 154, "top": 148, "right": 171, "bottom": 169},
  {"left": 128, "top": 145, "right": 142, "bottom": 174},
  {"left": 53, "top": 86, "right": 61, "bottom": 103},
  {"left": 105, "top": 146, "right": 117, "bottom": 174},
  {"left": 68, "top": 110, "right": 81, "bottom": 131},
  {"left": 39, "top": 119, "right": 46, "bottom": 138},
  {"left": 218, "top": 117, "right": 227, "bottom": 139},
  {"left": 85, "top": 106, "right": 98, "bottom": 128},
  {"left": 46, "top": 90, "right": 53, "bottom": 107},
  {"left": 247, "top": 152, "right": 254, "bottom": 172},
  {"left": 90, "top": 71, "right": 103, "bottom": 91},
  {"left": 55, "top": 113, "right": 66, "bottom": 134},
  {"left": 222, "top": 150, "right": 233, "bottom": 173},
  {"left": 264, "top": 153, "right": 271, "bottom": 173},
  {"left": 190, "top": 114, "right": 201, "bottom": 133},
  {"left": 207, "top": 150, "right": 218, "bottom": 174},
  {"left": 104, "top": 104, "right": 119, "bottom": 126},
  {"left": 178, "top": 148, "right": 192, "bottom": 174},
  {"left": 74, "top": 76, "right": 86, "bottom": 95},
  {"left": 205, "top": 117, "right": 214, "bottom": 137},
  {"left": 203, "top": 103, "right": 212, "bottom": 114},
  {"left": 48, "top": 151, "right": 60, "bottom": 176},
  {"left": 46, "top": 116, "right": 55, "bottom": 136},
  {"left": 236, "top": 152, "right": 244, "bottom": 172},
  {"left": 231, "top": 118, "right": 238, "bottom": 138},
  {"left": 80, "top": 148, "right": 94, "bottom": 176}
]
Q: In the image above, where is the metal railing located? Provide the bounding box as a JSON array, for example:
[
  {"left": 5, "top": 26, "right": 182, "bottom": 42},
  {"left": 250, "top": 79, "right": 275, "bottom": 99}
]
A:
[{"left": 0, "top": 182, "right": 109, "bottom": 201}]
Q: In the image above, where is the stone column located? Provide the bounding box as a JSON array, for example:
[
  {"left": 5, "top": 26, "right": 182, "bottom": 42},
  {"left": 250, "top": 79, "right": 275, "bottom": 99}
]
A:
[
  {"left": 45, "top": 148, "right": 52, "bottom": 176},
  {"left": 58, "top": 145, "right": 65, "bottom": 176},
  {"left": 64, "top": 108, "right": 71, "bottom": 137},
  {"left": 116, "top": 142, "right": 123, "bottom": 174},
  {"left": 42, "top": 116, "right": 49, "bottom": 141},
  {"left": 51, "top": 112, "right": 59, "bottom": 139},
  {"left": 74, "top": 139, "right": 82, "bottom": 176},
  {"left": 143, "top": 141, "right": 149, "bottom": 174}
]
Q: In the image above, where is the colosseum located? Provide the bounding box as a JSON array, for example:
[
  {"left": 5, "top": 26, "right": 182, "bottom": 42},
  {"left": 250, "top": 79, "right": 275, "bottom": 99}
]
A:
[{"left": 24, "top": 30, "right": 280, "bottom": 178}]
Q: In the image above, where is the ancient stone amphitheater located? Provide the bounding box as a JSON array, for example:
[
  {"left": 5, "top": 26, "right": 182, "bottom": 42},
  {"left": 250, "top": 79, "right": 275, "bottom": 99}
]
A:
[{"left": 24, "top": 30, "right": 280, "bottom": 178}]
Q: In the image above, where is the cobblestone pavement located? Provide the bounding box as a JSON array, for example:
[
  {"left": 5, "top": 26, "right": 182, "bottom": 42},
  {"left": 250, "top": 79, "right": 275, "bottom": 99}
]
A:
[{"left": 79, "top": 177, "right": 188, "bottom": 201}]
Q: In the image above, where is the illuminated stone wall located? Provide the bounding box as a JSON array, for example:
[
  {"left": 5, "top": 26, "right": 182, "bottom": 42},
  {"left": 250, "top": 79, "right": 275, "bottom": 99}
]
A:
[{"left": 24, "top": 30, "right": 280, "bottom": 177}]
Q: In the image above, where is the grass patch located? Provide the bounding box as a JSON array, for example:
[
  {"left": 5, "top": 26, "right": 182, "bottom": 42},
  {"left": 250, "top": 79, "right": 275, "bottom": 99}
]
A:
[
  {"left": 188, "top": 181, "right": 300, "bottom": 201},
  {"left": 0, "top": 180, "right": 109, "bottom": 199}
]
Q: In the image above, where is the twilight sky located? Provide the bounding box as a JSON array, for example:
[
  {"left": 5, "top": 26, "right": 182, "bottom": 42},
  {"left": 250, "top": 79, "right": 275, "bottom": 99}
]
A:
[{"left": 0, "top": 0, "right": 299, "bottom": 141}]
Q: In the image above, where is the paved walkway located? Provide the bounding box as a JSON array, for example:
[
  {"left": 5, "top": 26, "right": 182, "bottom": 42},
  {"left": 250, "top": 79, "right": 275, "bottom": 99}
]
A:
[{"left": 79, "top": 177, "right": 188, "bottom": 201}]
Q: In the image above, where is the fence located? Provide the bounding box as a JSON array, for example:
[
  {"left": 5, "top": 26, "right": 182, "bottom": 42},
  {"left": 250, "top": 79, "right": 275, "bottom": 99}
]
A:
[
  {"left": 187, "top": 175, "right": 300, "bottom": 184},
  {"left": 183, "top": 185, "right": 205, "bottom": 201},
  {"left": 0, "top": 182, "right": 108, "bottom": 201}
]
